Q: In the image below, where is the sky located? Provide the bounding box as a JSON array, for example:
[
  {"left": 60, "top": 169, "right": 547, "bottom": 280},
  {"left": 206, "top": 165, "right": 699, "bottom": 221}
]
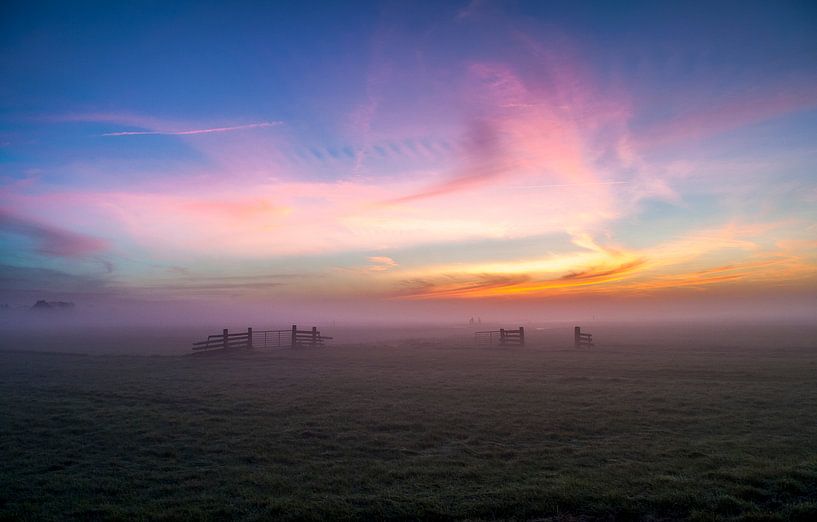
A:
[{"left": 1, "top": 1, "right": 816, "bottom": 322}]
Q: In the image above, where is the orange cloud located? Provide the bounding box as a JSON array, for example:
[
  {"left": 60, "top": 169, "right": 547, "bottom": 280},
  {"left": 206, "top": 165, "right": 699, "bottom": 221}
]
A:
[
  {"left": 396, "top": 273, "right": 532, "bottom": 299},
  {"left": 383, "top": 221, "right": 817, "bottom": 300}
]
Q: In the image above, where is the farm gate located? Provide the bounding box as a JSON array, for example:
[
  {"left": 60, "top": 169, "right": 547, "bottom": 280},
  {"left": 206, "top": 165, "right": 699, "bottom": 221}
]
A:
[{"left": 192, "top": 325, "right": 332, "bottom": 352}]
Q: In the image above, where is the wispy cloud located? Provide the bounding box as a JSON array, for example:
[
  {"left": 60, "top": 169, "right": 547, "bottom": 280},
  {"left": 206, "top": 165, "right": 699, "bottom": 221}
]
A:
[
  {"left": 367, "top": 256, "right": 398, "bottom": 272},
  {"left": 382, "top": 118, "right": 507, "bottom": 205},
  {"left": 0, "top": 209, "right": 108, "bottom": 258},
  {"left": 101, "top": 121, "right": 280, "bottom": 137},
  {"left": 0, "top": 264, "right": 112, "bottom": 295},
  {"left": 510, "top": 181, "right": 631, "bottom": 189},
  {"left": 633, "top": 81, "right": 817, "bottom": 150},
  {"left": 380, "top": 219, "right": 817, "bottom": 300},
  {"left": 396, "top": 273, "right": 532, "bottom": 299}
]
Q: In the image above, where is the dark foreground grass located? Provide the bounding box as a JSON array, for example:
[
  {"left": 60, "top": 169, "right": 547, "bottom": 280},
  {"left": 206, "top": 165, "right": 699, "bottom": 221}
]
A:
[{"left": 1, "top": 341, "right": 816, "bottom": 520}]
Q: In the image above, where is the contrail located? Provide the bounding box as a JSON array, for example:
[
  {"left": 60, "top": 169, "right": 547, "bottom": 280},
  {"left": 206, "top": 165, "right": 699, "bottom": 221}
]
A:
[{"left": 102, "top": 121, "right": 280, "bottom": 136}]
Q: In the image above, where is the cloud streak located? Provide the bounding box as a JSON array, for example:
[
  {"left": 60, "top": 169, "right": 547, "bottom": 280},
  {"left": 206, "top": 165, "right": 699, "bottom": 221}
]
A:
[{"left": 0, "top": 209, "right": 108, "bottom": 258}]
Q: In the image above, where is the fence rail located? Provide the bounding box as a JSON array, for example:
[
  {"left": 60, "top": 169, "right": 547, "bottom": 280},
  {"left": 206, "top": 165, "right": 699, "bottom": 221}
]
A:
[
  {"left": 192, "top": 329, "right": 252, "bottom": 351},
  {"left": 474, "top": 327, "right": 525, "bottom": 346},
  {"left": 192, "top": 325, "right": 332, "bottom": 352},
  {"left": 291, "top": 325, "right": 333, "bottom": 347},
  {"left": 574, "top": 326, "right": 594, "bottom": 348}
]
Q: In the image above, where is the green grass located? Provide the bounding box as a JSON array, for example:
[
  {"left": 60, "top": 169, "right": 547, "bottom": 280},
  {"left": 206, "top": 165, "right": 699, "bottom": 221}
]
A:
[{"left": 1, "top": 341, "right": 816, "bottom": 520}]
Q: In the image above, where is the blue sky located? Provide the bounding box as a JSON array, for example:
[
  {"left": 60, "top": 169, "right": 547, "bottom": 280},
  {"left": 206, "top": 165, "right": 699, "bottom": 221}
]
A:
[{"left": 1, "top": 1, "right": 816, "bottom": 319}]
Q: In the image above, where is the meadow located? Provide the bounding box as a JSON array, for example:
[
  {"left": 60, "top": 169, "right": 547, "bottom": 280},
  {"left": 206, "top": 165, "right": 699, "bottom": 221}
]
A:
[{"left": 1, "top": 325, "right": 817, "bottom": 520}]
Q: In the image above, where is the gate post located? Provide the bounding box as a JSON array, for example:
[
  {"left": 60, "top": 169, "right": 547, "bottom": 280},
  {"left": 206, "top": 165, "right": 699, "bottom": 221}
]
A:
[
  {"left": 291, "top": 325, "right": 297, "bottom": 347},
  {"left": 574, "top": 326, "right": 581, "bottom": 348},
  {"left": 312, "top": 326, "right": 317, "bottom": 346},
  {"left": 519, "top": 326, "right": 525, "bottom": 346}
]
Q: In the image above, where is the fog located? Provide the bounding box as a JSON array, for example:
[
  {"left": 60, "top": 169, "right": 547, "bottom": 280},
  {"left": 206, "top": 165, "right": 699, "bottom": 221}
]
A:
[
  {"left": 1, "top": 293, "right": 814, "bottom": 355},
  {"left": 3, "top": 287, "right": 816, "bottom": 325}
]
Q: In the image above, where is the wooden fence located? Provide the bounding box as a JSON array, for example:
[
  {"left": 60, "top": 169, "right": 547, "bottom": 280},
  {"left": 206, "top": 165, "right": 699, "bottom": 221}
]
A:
[
  {"left": 290, "top": 325, "right": 332, "bottom": 347},
  {"left": 574, "top": 326, "right": 594, "bottom": 348},
  {"left": 474, "top": 327, "right": 525, "bottom": 346},
  {"left": 192, "top": 328, "right": 253, "bottom": 351},
  {"left": 192, "top": 325, "right": 332, "bottom": 352}
]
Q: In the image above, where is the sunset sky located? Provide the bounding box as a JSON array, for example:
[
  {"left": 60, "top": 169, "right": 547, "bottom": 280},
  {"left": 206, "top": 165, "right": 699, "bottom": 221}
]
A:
[{"left": 1, "top": 1, "right": 816, "bottom": 320}]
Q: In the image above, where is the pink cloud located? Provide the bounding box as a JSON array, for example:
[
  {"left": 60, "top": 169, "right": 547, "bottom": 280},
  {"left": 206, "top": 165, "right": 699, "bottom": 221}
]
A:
[
  {"left": 382, "top": 118, "right": 506, "bottom": 204},
  {"left": 4, "top": 49, "right": 638, "bottom": 260},
  {"left": 377, "top": 56, "right": 635, "bottom": 211},
  {"left": 5, "top": 38, "right": 656, "bottom": 266}
]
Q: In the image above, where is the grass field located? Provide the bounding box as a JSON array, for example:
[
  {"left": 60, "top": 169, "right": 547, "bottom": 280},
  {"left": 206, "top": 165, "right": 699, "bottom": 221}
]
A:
[{"left": 2, "top": 330, "right": 817, "bottom": 520}]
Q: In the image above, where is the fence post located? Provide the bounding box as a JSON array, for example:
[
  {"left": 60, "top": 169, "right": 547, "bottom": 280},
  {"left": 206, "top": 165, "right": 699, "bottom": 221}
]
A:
[
  {"left": 499, "top": 328, "right": 505, "bottom": 346},
  {"left": 291, "top": 325, "right": 297, "bottom": 347},
  {"left": 223, "top": 328, "right": 228, "bottom": 350},
  {"left": 312, "top": 326, "right": 317, "bottom": 346},
  {"left": 574, "top": 326, "right": 581, "bottom": 348},
  {"left": 519, "top": 326, "right": 525, "bottom": 346},
  {"left": 247, "top": 327, "right": 252, "bottom": 349}
]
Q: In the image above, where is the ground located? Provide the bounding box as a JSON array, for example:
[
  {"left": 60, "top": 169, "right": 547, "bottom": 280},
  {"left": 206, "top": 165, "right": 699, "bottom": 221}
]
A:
[{"left": 1, "top": 333, "right": 817, "bottom": 520}]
